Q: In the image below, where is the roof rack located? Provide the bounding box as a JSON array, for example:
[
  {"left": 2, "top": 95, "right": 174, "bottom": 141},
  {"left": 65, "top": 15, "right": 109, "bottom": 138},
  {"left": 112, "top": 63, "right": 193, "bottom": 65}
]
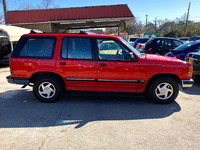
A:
[
  {"left": 30, "top": 29, "right": 45, "bottom": 33},
  {"left": 79, "top": 30, "right": 88, "bottom": 34},
  {"left": 80, "top": 30, "right": 97, "bottom": 34}
]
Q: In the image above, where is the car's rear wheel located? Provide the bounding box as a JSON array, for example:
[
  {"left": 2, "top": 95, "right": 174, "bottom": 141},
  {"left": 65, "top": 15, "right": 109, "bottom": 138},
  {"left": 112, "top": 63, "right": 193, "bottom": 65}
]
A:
[
  {"left": 33, "top": 76, "right": 63, "bottom": 102},
  {"left": 148, "top": 76, "right": 179, "bottom": 104}
]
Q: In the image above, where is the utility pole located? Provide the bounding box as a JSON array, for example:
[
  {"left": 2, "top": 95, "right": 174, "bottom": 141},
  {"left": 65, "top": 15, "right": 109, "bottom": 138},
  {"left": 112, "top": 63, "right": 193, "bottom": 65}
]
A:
[
  {"left": 146, "top": 14, "right": 148, "bottom": 32},
  {"left": 146, "top": 15, "right": 148, "bottom": 26},
  {"left": 3, "top": 0, "right": 7, "bottom": 23},
  {"left": 154, "top": 17, "right": 157, "bottom": 32},
  {"left": 185, "top": 2, "right": 191, "bottom": 36}
]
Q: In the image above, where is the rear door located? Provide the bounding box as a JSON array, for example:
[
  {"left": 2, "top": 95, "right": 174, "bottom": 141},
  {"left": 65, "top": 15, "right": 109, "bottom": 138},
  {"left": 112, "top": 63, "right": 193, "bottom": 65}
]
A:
[
  {"left": 57, "top": 37, "right": 98, "bottom": 90},
  {"left": 160, "top": 39, "right": 173, "bottom": 54}
]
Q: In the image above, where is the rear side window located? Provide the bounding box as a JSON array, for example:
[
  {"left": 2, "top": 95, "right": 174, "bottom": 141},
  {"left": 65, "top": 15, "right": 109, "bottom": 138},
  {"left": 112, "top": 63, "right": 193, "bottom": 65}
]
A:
[
  {"left": 161, "top": 39, "right": 172, "bottom": 46},
  {"left": 12, "top": 37, "right": 56, "bottom": 58},
  {"left": 61, "top": 37, "right": 92, "bottom": 59}
]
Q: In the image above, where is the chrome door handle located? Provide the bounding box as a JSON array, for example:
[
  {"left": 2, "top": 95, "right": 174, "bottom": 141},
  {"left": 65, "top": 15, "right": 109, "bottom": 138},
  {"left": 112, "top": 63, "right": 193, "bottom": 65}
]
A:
[{"left": 60, "top": 62, "right": 66, "bottom": 65}]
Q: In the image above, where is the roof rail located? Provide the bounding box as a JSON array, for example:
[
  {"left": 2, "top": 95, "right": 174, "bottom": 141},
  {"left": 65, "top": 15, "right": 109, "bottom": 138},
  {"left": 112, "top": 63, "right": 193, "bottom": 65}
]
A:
[
  {"left": 79, "top": 30, "right": 87, "bottom": 34},
  {"left": 80, "top": 30, "right": 97, "bottom": 34},
  {"left": 30, "top": 29, "right": 44, "bottom": 33}
]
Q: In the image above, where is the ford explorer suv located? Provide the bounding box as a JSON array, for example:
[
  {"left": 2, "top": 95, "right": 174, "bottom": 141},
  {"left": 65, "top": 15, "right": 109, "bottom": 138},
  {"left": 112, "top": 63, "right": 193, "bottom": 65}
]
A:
[{"left": 6, "top": 32, "right": 194, "bottom": 104}]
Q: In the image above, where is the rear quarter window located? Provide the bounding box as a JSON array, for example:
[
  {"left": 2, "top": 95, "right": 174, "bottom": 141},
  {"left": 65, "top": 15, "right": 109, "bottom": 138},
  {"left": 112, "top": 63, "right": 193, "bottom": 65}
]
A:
[{"left": 11, "top": 36, "right": 56, "bottom": 59}]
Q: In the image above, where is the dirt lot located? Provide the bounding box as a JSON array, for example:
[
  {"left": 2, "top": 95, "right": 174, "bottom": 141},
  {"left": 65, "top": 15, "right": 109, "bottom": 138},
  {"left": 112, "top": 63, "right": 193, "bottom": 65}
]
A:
[{"left": 0, "top": 65, "right": 200, "bottom": 150}]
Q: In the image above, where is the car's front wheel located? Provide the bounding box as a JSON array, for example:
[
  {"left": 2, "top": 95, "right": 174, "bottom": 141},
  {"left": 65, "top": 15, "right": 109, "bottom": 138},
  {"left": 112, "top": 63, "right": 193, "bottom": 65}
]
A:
[
  {"left": 148, "top": 76, "right": 179, "bottom": 104},
  {"left": 33, "top": 76, "right": 63, "bottom": 102}
]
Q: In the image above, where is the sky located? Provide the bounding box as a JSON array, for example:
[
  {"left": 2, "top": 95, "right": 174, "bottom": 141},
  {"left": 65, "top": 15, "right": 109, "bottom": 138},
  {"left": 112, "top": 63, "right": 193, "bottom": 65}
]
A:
[{"left": 0, "top": 0, "right": 200, "bottom": 23}]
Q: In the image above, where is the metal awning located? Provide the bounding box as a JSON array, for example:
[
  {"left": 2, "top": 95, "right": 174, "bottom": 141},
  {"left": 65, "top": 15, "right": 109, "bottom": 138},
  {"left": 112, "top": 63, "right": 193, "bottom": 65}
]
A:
[
  {"left": 0, "top": 25, "right": 31, "bottom": 41},
  {"left": 52, "top": 18, "right": 131, "bottom": 30}
]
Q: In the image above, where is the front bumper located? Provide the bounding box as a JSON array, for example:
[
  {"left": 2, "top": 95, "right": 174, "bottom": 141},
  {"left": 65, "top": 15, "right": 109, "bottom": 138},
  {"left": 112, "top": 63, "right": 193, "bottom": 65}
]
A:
[
  {"left": 0, "top": 58, "right": 9, "bottom": 64},
  {"left": 6, "top": 75, "right": 29, "bottom": 85},
  {"left": 181, "top": 79, "right": 194, "bottom": 90}
]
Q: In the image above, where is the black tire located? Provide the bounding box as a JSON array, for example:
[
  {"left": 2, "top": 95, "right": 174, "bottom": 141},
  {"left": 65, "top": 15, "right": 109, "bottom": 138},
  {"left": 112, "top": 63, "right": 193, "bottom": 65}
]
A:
[
  {"left": 148, "top": 76, "right": 179, "bottom": 104},
  {"left": 33, "top": 76, "right": 63, "bottom": 103}
]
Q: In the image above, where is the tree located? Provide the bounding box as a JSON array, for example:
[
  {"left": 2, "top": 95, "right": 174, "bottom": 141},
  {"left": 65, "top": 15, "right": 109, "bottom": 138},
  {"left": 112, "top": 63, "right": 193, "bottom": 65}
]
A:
[
  {"left": 104, "top": 27, "right": 118, "bottom": 34},
  {"left": 19, "top": 2, "right": 35, "bottom": 10},
  {"left": 145, "top": 22, "right": 156, "bottom": 33},
  {"left": 19, "top": 0, "right": 58, "bottom": 10},
  {"left": 126, "top": 18, "right": 145, "bottom": 36},
  {"left": 42, "top": 0, "right": 56, "bottom": 9},
  {"left": 0, "top": 14, "right": 3, "bottom": 23}
]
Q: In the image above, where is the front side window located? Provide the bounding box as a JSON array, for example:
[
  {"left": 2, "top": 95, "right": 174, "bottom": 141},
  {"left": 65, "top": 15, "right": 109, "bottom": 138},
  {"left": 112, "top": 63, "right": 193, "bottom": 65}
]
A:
[
  {"left": 19, "top": 38, "right": 55, "bottom": 58},
  {"left": 61, "top": 37, "right": 92, "bottom": 59},
  {"left": 174, "top": 40, "right": 183, "bottom": 47},
  {"left": 97, "top": 39, "right": 130, "bottom": 61}
]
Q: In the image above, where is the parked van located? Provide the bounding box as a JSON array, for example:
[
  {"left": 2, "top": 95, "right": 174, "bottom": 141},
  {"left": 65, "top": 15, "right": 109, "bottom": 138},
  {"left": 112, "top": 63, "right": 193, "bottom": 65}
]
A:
[{"left": 0, "top": 25, "right": 30, "bottom": 64}]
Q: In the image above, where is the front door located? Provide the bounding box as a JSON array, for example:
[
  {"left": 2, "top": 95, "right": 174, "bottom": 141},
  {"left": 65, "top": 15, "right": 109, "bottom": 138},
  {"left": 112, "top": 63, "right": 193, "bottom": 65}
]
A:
[{"left": 96, "top": 38, "right": 141, "bottom": 92}]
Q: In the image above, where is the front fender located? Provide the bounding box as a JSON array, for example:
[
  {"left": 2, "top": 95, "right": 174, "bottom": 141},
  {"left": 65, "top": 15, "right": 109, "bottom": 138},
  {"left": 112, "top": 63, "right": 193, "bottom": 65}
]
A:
[{"left": 141, "top": 65, "right": 182, "bottom": 82}]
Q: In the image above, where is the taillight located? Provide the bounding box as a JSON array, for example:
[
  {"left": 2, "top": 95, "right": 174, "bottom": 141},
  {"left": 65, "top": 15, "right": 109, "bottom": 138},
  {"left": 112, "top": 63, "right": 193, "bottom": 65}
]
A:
[
  {"left": 175, "top": 55, "right": 180, "bottom": 59},
  {"left": 135, "top": 43, "right": 139, "bottom": 48},
  {"left": 139, "top": 45, "right": 143, "bottom": 49},
  {"left": 185, "top": 55, "right": 188, "bottom": 61},
  {"left": 10, "top": 60, "right": 13, "bottom": 74},
  {"left": 188, "top": 66, "right": 193, "bottom": 77},
  {"left": 148, "top": 48, "right": 152, "bottom": 51}
]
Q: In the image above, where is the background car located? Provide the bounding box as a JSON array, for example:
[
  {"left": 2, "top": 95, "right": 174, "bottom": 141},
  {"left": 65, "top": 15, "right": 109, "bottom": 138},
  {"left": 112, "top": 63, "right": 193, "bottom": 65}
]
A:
[
  {"left": 127, "top": 37, "right": 138, "bottom": 44},
  {"left": 143, "top": 37, "right": 183, "bottom": 55},
  {"left": 185, "top": 51, "right": 200, "bottom": 76},
  {"left": 186, "top": 36, "right": 200, "bottom": 43},
  {"left": 135, "top": 43, "right": 146, "bottom": 53},
  {"left": 165, "top": 40, "right": 200, "bottom": 60},
  {"left": 132, "top": 37, "right": 149, "bottom": 48},
  {"left": 177, "top": 37, "right": 189, "bottom": 43}
]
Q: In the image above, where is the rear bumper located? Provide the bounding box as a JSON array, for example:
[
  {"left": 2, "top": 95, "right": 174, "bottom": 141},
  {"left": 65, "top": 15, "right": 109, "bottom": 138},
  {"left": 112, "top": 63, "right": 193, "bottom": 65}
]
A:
[
  {"left": 6, "top": 75, "right": 29, "bottom": 85},
  {"left": 181, "top": 79, "right": 194, "bottom": 90}
]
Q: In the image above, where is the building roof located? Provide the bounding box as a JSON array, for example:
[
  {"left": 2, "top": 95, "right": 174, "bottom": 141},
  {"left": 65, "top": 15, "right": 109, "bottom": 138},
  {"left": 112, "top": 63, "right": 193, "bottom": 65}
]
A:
[{"left": 6, "top": 4, "right": 134, "bottom": 24}]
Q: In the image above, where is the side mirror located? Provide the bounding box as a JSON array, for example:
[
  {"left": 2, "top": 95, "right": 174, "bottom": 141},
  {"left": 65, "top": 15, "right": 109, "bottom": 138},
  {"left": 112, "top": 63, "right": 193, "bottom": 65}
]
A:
[{"left": 125, "top": 52, "right": 134, "bottom": 61}]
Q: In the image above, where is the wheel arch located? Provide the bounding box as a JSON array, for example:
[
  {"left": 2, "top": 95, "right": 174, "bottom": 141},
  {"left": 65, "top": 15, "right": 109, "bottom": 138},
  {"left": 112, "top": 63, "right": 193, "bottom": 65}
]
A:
[
  {"left": 29, "top": 72, "right": 66, "bottom": 88},
  {"left": 145, "top": 73, "right": 181, "bottom": 93}
]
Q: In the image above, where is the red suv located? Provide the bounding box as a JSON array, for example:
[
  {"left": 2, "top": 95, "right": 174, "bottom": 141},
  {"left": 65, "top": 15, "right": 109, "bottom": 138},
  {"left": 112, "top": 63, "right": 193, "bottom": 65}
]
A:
[{"left": 6, "top": 32, "right": 194, "bottom": 104}]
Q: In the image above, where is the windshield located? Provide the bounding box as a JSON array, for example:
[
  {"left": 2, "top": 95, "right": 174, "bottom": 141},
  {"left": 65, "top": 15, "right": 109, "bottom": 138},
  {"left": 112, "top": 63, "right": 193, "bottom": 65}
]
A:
[
  {"left": 140, "top": 39, "right": 149, "bottom": 43},
  {"left": 120, "top": 37, "right": 143, "bottom": 58},
  {"left": 173, "top": 42, "right": 192, "bottom": 51},
  {"left": 130, "top": 38, "right": 137, "bottom": 42}
]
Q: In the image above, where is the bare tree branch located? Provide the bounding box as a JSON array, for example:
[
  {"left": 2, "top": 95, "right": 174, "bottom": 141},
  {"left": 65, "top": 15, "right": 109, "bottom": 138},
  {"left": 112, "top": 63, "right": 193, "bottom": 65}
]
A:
[
  {"left": 42, "top": 0, "right": 55, "bottom": 9},
  {"left": 19, "top": 2, "right": 35, "bottom": 10}
]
